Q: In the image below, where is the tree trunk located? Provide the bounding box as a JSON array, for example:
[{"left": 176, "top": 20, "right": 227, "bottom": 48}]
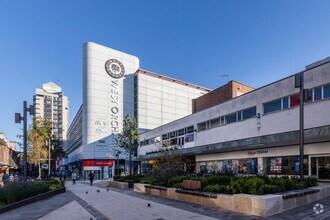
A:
[
  {"left": 38, "top": 162, "right": 41, "bottom": 179},
  {"left": 129, "top": 153, "right": 132, "bottom": 176}
]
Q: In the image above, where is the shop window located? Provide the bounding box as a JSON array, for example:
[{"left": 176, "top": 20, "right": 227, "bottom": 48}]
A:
[
  {"left": 264, "top": 99, "right": 281, "bottom": 114},
  {"left": 242, "top": 106, "right": 256, "bottom": 120},
  {"left": 324, "top": 84, "right": 330, "bottom": 99},
  {"left": 169, "top": 138, "right": 177, "bottom": 146},
  {"left": 314, "top": 87, "right": 322, "bottom": 101},
  {"left": 210, "top": 118, "right": 220, "bottom": 128},
  {"left": 290, "top": 93, "right": 300, "bottom": 107},
  {"left": 283, "top": 97, "right": 289, "bottom": 109}
]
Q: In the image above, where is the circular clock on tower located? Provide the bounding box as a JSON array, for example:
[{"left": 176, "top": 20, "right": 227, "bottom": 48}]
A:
[{"left": 105, "top": 59, "right": 125, "bottom": 79}]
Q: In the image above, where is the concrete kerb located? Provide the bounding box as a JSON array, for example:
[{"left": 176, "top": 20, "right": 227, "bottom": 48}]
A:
[{"left": 134, "top": 183, "right": 330, "bottom": 217}]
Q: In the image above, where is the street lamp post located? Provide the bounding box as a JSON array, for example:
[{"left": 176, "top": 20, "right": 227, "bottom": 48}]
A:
[
  {"left": 295, "top": 72, "right": 307, "bottom": 182},
  {"left": 15, "top": 101, "right": 34, "bottom": 179}
]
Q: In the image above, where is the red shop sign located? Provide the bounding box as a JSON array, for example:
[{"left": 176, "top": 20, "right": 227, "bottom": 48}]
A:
[{"left": 83, "top": 160, "right": 114, "bottom": 167}]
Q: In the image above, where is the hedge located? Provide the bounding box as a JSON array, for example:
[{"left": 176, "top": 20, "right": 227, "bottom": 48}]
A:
[{"left": 0, "top": 179, "right": 64, "bottom": 206}]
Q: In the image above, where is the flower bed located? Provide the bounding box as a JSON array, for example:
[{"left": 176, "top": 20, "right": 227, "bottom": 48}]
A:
[{"left": 0, "top": 179, "right": 64, "bottom": 208}]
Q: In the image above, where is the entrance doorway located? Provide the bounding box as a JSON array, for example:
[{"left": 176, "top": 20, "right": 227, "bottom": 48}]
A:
[{"left": 311, "top": 156, "right": 330, "bottom": 181}]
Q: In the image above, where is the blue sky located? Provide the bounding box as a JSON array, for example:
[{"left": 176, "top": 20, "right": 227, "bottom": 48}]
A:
[{"left": 1, "top": 0, "right": 330, "bottom": 143}]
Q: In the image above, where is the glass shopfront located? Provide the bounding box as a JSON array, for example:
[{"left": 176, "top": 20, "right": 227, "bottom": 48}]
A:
[
  {"left": 198, "top": 158, "right": 257, "bottom": 174},
  {"left": 311, "top": 156, "right": 330, "bottom": 181},
  {"left": 266, "top": 156, "right": 308, "bottom": 175}
]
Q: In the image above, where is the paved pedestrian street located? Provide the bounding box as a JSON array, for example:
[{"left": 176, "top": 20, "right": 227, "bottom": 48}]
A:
[{"left": 1, "top": 180, "right": 330, "bottom": 220}]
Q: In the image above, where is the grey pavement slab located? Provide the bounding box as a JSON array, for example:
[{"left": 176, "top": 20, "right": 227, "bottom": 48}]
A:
[
  {"left": 38, "top": 200, "right": 95, "bottom": 220},
  {"left": 68, "top": 182, "right": 218, "bottom": 220}
]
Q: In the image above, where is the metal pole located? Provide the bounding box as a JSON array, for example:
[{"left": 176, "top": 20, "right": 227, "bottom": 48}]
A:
[
  {"left": 23, "top": 101, "right": 27, "bottom": 179},
  {"left": 48, "top": 138, "right": 51, "bottom": 176},
  {"left": 299, "top": 73, "right": 304, "bottom": 182}
]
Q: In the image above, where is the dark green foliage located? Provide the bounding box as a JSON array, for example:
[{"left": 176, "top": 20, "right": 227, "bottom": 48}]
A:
[
  {"left": 202, "top": 184, "right": 227, "bottom": 193},
  {"left": 246, "top": 177, "right": 265, "bottom": 195},
  {"left": 0, "top": 180, "right": 64, "bottom": 206},
  {"left": 168, "top": 176, "right": 190, "bottom": 187},
  {"left": 304, "top": 176, "right": 318, "bottom": 187},
  {"left": 172, "top": 183, "right": 183, "bottom": 188},
  {"left": 259, "top": 184, "right": 281, "bottom": 194},
  {"left": 113, "top": 174, "right": 145, "bottom": 183}
]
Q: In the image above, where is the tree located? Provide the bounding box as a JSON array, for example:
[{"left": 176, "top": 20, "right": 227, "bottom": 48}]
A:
[
  {"left": 150, "top": 149, "right": 184, "bottom": 186},
  {"left": 27, "top": 117, "right": 52, "bottom": 178},
  {"left": 116, "top": 114, "right": 139, "bottom": 176}
]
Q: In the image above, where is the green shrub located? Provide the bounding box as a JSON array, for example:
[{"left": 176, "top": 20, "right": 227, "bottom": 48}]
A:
[
  {"left": 172, "top": 183, "right": 182, "bottom": 188},
  {"left": 202, "top": 184, "right": 227, "bottom": 193},
  {"left": 230, "top": 177, "right": 249, "bottom": 194},
  {"left": 168, "top": 176, "right": 190, "bottom": 187},
  {"left": 246, "top": 177, "right": 265, "bottom": 195},
  {"left": 304, "top": 176, "right": 318, "bottom": 187},
  {"left": 2, "top": 180, "right": 63, "bottom": 205},
  {"left": 259, "top": 185, "right": 281, "bottom": 194},
  {"left": 205, "top": 175, "right": 231, "bottom": 186}
]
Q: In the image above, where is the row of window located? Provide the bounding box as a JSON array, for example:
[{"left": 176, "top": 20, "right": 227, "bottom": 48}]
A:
[
  {"left": 197, "top": 106, "right": 257, "bottom": 131},
  {"left": 263, "top": 83, "right": 330, "bottom": 114},
  {"left": 140, "top": 125, "right": 194, "bottom": 147}
]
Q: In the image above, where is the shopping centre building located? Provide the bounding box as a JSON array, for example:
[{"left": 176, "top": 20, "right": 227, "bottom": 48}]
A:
[
  {"left": 64, "top": 42, "right": 213, "bottom": 179},
  {"left": 138, "top": 57, "right": 330, "bottom": 181}
]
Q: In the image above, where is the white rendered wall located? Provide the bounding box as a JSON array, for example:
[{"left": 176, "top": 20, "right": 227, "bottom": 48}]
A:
[
  {"left": 137, "top": 73, "right": 207, "bottom": 130},
  {"left": 83, "top": 42, "right": 139, "bottom": 160}
]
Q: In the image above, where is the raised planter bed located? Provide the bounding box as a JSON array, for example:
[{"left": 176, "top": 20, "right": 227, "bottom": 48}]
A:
[
  {"left": 108, "top": 181, "right": 131, "bottom": 189},
  {"left": 134, "top": 183, "right": 330, "bottom": 217},
  {"left": 0, "top": 187, "right": 66, "bottom": 214}
]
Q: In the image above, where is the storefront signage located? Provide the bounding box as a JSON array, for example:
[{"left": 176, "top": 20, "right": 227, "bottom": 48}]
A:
[
  {"left": 83, "top": 160, "right": 114, "bottom": 167},
  {"left": 247, "top": 149, "right": 268, "bottom": 156}
]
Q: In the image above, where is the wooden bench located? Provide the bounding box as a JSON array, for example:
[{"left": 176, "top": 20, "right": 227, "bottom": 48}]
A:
[{"left": 182, "top": 180, "right": 202, "bottom": 191}]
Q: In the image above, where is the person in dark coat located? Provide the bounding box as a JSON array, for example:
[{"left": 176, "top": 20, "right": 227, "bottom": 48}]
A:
[{"left": 88, "top": 171, "right": 95, "bottom": 186}]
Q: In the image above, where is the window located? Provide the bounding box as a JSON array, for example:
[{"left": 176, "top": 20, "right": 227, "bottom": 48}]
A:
[
  {"left": 170, "top": 138, "right": 177, "bottom": 146},
  {"left": 177, "top": 129, "right": 184, "bottom": 136},
  {"left": 169, "top": 131, "right": 177, "bottom": 138},
  {"left": 197, "top": 122, "right": 207, "bottom": 131},
  {"left": 242, "top": 107, "right": 256, "bottom": 120},
  {"left": 162, "top": 134, "right": 168, "bottom": 140},
  {"left": 210, "top": 118, "right": 220, "bottom": 128},
  {"left": 264, "top": 99, "right": 281, "bottom": 114},
  {"left": 185, "top": 126, "right": 194, "bottom": 134},
  {"left": 184, "top": 134, "right": 194, "bottom": 142},
  {"left": 225, "top": 112, "right": 237, "bottom": 124},
  {"left": 314, "top": 87, "right": 322, "bottom": 101},
  {"left": 290, "top": 93, "right": 300, "bottom": 107},
  {"left": 324, "top": 84, "right": 330, "bottom": 99},
  {"left": 282, "top": 97, "right": 289, "bottom": 109}
]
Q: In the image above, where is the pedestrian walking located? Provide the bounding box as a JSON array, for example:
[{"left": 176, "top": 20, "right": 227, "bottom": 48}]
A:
[
  {"left": 88, "top": 171, "right": 95, "bottom": 186},
  {"left": 63, "top": 174, "right": 67, "bottom": 181},
  {"left": 71, "top": 171, "right": 77, "bottom": 185}
]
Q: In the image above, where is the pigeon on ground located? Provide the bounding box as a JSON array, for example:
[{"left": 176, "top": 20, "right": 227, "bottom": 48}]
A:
[
  {"left": 97, "top": 189, "right": 100, "bottom": 193},
  {"left": 148, "top": 203, "right": 151, "bottom": 207},
  {"left": 107, "top": 188, "right": 109, "bottom": 191},
  {"left": 86, "top": 191, "right": 88, "bottom": 194}
]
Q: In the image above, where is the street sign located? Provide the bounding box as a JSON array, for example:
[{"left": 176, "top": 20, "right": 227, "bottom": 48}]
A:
[{"left": 42, "top": 163, "right": 48, "bottom": 169}]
